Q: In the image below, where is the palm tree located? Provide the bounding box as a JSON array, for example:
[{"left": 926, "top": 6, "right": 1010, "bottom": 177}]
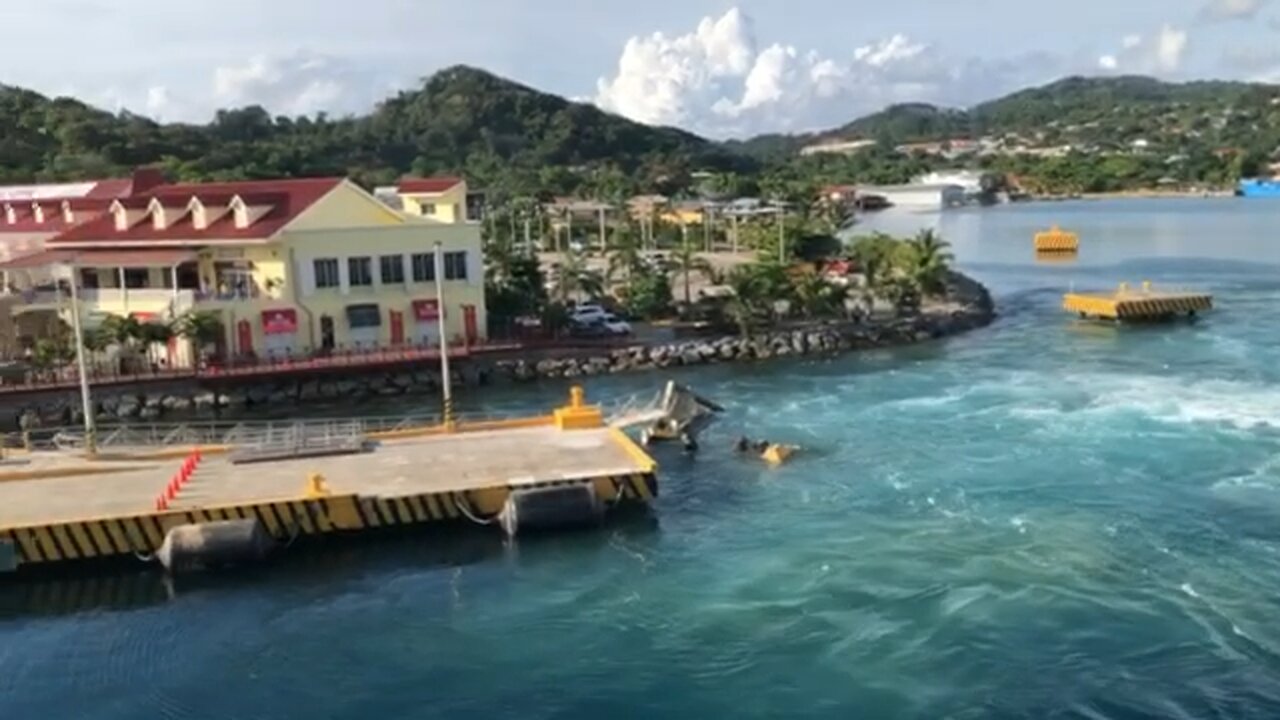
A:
[
  {"left": 670, "top": 241, "right": 714, "bottom": 310},
  {"left": 99, "top": 314, "right": 141, "bottom": 348},
  {"left": 725, "top": 265, "right": 765, "bottom": 339},
  {"left": 847, "top": 233, "right": 900, "bottom": 292},
  {"left": 554, "top": 250, "right": 604, "bottom": 303},
  {"left": 80, "top": 327, "right": 110, "bottom": 357},
  {"left": 814, "top": 198, "right": 853, "bottom": 236},
  {"left": 791, "top": 270, "right": 840, "bottom": 319},
  {"left": 605, "top": 227, "right": 643, "bottom": 287},
  {"left": 908, "top": 229, "right": 954, "bottom": 295},
  {"left": 485, "top": 235, "right": 520, "bottom": 288},
  {"left": 177, "top": 310, "right": 225, "bottom": 360}
]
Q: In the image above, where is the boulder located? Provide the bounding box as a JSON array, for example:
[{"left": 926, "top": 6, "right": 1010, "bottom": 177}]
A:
[
  {"left": 161, "top": 395, "right": 193, "bottom": 411},
  {"left": 115, "top": 397, "right": 141, "bottom": 418},
  {"left": 297, "top": 380, "right": 321, "bottom": 402},
  {"left": 246, "top": 385, "right": 271, "bottom": 405},
  {"left": 220, "top": 392, "right": 249, "bottom": 407}
]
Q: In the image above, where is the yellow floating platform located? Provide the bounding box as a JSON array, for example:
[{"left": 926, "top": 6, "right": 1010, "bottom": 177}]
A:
[
  {"left": 1034, "top": 225, "right": 1079, "bottom": 253},
  {"left": 1063, "top": 282, "right": 1212, "bottom": 321}
]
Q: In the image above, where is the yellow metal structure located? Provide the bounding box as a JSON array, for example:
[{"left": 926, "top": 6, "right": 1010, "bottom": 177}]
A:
[
  {"left": 0, "top": 470, "right": 659, "bottom": 569},
  {"left": 304, "top": 472, "right": 331, "bottom": 499},
  {"left": 1034, "top": 225, "right": 1079, "bottom": 253},
  {"left": 1063, "top": 281, "right": 1212, "bottom": 321},
  {"left": 553, "top": 386, "right": 605, "bottom": 430},
  {"left": 760, "top": 444, "right": 797, "bottom": 466}
]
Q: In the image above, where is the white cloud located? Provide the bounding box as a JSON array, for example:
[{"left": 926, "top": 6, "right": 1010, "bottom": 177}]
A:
[
  {"left": 594, "top": 8, "right": 1064, "bottom": 138},
  {"left": 210, "top": 53, "right": 376, "bottom": 117},
  {"left": 1199, "top": 0, "right": 1268, "bottom": 21},
  {"left": 1097, "top": 25, "right": 1189, "bottom": 74},
  {"left": 84, "top": 51, "right": 403, "bottom": 123}
]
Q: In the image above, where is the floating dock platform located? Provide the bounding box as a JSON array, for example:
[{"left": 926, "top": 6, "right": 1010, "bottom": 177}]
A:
[
  {"left": 1034, "top": 226, "right": 1079, "bottom": 254},
  {"left": 1063, "top": 282, "right": 1212, "bottom": 321},
  {"left": 0, "top": 388, "right": 657, "bottom": 574}
]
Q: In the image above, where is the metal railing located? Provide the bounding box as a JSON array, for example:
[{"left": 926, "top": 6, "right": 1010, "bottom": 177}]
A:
[
  {"left": 229, "top": 420, "right": 366, "bottom": 462},
  {"left": 14, "top": 409, "right": 539, "bottom": 451}
]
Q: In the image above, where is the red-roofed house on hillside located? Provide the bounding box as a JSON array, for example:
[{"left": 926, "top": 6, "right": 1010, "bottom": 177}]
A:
[
  {"left": 374, "top": 176, "right": 482, "bottom": 223},
  {"left": 2, "top": 173, "right": 486, "bottom": 365}
]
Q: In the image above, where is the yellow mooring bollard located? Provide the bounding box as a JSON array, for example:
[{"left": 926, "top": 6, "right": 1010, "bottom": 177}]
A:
[{"left": 304, "top": 472, "right": 331, "bottom": 499}]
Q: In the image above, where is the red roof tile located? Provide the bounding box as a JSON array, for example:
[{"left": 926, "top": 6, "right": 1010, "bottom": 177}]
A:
[
  {"left": 85, "top": 178, "right": 134, "bottom": 199},
  {"left": 47, "top": 177, "right": 345, "bottom": 246},
  {"left": 397, "top": 176, "right": 462, "bottom": 194},
  {"left": 0, "top": 178, "right": 133, "bottom": 235}
]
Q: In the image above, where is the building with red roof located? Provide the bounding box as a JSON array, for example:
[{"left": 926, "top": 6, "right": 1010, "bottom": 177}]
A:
[
  {"left": 0, "top": 172, "right": 150, "bottom": 265},
  {"left": 374, "top": 176, "right": 480, "bottom": 224},
  {"left": 2, "top": 171, "right": 487, "bottom": 364}
]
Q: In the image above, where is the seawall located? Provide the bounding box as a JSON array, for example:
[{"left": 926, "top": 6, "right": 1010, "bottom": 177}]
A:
[{"left": 1, "top": 273, "right": 995, "bottom": 430}]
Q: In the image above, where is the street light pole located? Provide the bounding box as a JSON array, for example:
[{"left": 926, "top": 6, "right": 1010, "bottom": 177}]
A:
[
  {"left": 66, "top": 261, "right": 96, "bottom": 454},
  {"left": 433, "top": 242, "right": 454, "bottom": 428},
  {"left": 777, "top": 207, "right": 786, "bottom": 262}
]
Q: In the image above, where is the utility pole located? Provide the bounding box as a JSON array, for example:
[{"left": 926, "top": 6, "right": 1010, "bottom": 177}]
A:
[
  {"left": 777, "top": 208, "right": 786, "bottom": 262},
  {"left": 66, "top": 261, "right": 96, "bottom": 455},
  {"left": 433, "top": 242, "right": 454, "bottom": 429}
]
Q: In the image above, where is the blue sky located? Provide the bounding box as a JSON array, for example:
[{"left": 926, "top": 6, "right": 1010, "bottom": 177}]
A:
[{"left": 4, "top": 0, "right": 1278, "bottom": 138}]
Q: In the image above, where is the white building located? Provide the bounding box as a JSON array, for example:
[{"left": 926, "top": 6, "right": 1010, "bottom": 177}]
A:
[
  {"left": 799, "top": 139, "right": 876, "bottom": 157},
  {"left": 913, "top": 170, "right": 985, "bottom": 194},
  {"left": 857, "top": 183, "right": 966, "bottom": 210}
]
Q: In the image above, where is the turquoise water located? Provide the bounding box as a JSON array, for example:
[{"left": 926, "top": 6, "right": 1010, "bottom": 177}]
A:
[{"left": 6, "top": 199, "right": 1280, "bottom": 718}]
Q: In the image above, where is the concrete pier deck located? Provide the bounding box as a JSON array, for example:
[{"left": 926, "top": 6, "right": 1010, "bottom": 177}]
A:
[{"left": 0, "top": 388, "right": 659, "bottom": 572}]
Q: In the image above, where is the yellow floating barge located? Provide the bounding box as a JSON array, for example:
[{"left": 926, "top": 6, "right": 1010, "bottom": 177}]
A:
[
  {"left": 1063, "top": 282, "right": 1213, "bottom": 321},
  {"left": 1034, "top": 226, "right": 1080, "bottom": 254},
  {"left": 0, "top": 387, "right": 658, "bottom": 574}
]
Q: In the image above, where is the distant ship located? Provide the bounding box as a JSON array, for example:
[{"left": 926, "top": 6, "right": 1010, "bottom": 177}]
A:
[{"left": 1237, "top": 179, "right": 1280, "bottom": 198}]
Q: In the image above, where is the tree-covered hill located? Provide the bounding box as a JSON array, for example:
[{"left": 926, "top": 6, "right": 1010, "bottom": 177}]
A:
[
  {"left": 3, "top": 68, "right": 1280, "bottom": 199},
  {"left": 0, "top": 65, "right": 750, "bottom": 197}
]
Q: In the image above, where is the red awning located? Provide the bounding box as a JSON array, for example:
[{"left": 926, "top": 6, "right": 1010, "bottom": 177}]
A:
[
  {"left": 261, "top": 308, "right": 298, "bottom": 334},
  {"left": 412, "top": 299, "right": 440, "bottom": 321}
]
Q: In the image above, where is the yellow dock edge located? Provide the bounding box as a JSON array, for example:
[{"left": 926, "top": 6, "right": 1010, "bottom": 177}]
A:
[
  {"left": 0, "top": 469, "right": 659, "bottom": 570},
  {"left": 1063, "top": 291, "right": 1212, "bottom": 320}
]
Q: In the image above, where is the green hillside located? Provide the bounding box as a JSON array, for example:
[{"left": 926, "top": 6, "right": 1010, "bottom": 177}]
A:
[
  {"left": 2, "top": 68, "right": 1278, "bottom": 199},
  {"left": 0, "top": 65, "right": 749, "bottom": 198}
]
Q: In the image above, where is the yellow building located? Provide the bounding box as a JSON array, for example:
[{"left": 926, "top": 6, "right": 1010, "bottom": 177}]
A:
[
  {"left": 3, "top": 176, "right": 486, "bottom": 365},
  {"left": 390, "top": 177, "right": 470, "bottom": 224}
]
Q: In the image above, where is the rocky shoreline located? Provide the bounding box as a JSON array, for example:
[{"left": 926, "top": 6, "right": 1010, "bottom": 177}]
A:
[
  {"left": 494, "top": 306, "right": 991, "bottom": 382},
  {"left": 4, "top": 273, "right": 995, "bottom": 428}
]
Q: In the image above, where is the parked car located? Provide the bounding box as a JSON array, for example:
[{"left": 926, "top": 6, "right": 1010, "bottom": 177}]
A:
[
  {"left": 568, "top": 321, "right": 611, "bottom": 339},
  {"left": 569, "top": 303, "right": 608, "bottom": 324},
  {"left": 600, "top": 314, "right": 632, "bottom": 336}
]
